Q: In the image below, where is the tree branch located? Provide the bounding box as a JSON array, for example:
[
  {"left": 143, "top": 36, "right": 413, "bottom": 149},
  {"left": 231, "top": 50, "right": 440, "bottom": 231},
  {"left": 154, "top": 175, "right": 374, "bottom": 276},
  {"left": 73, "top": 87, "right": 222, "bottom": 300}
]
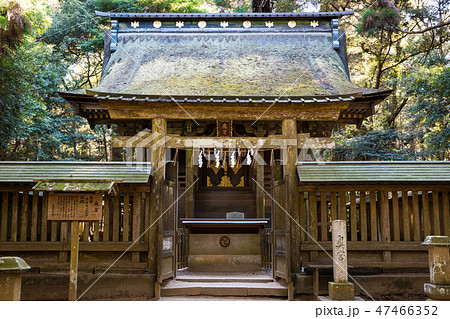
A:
[{"left": 389, "top": 20, "right": 450, "bottom": 34}]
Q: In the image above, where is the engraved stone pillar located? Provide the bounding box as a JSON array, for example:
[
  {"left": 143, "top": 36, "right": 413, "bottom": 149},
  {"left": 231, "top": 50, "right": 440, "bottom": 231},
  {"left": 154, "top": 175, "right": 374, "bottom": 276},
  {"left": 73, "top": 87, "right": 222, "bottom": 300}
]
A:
[
  {"left": 0, "top": 257, "right": 30, "bottom": 301},
  {"left": 328, "top": 220, "right": 354, "bottom": 300},
  {"left": 423, "top": 236, "right": 450, "bottom": 300}
]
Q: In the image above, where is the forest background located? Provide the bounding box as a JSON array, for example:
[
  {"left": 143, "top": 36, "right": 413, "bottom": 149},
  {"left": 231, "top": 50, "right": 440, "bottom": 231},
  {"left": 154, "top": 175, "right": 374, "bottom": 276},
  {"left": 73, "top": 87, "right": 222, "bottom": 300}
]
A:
[{"left": 0, "top": 0, "right": 449, "bottom": 161}]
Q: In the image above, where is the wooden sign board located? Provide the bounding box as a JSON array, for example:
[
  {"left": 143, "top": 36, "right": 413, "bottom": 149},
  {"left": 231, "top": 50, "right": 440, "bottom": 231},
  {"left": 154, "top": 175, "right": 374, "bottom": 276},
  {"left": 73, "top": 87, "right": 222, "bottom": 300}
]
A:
[
  {"left": 217, "top": 120, "right": 233, "bottom": 137},
  {"left": 48, "top": 193, "right": 103, "bottom": 221}
]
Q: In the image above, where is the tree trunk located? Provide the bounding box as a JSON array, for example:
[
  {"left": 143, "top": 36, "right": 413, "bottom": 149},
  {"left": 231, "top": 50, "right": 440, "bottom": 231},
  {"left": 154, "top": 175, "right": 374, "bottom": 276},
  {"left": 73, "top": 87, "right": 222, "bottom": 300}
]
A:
[{"left": 252, "top": 0, "right": 272, "bottom": 12}]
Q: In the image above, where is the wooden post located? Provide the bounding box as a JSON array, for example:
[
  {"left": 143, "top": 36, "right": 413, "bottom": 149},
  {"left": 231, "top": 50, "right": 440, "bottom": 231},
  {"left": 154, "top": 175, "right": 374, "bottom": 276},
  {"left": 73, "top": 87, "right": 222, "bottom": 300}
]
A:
[
  {"left": 282, "top": 119, "right": 298, "bottom": 299},
  {"left": 185, "top": 148, "right": 194, "bottom": 218},
  {"left": 360, "top": 191, "right": 367, "bottom": 242},
  {"left": 0, "top": 193, "right": 8, "bottom": 242},
  {"left": 20, "top": 192, "right": 29, "bottom": 242},
  {"left": 69, "top": 221, "right": 80, "bottom": 301},
  {"left": 380, "top": 191, "right": 391, "bottom": 262},
  {"left": 149, "top": 118, "right": 166, "bottom": 299},
  {"left": 256, "top": 157, "right": 265, "bottom": 218}
]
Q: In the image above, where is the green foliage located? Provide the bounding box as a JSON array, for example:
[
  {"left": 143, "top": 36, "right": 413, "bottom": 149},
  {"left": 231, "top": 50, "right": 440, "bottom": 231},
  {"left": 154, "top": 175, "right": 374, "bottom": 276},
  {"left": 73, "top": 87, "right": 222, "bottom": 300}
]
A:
[
  {"left": 357, "top": 1, "right": 400, "bottom": 36},
  {"left": 138, "top": 0, "right": 206, "bottom": 13},
  {"left": 404, "top": 64, "right": 450, "bottom": 159},
  {"left": 212, "top": 0, "right": 250, "bottom": 13},
  {"left": 1, "top": 0, "right": 449, "bottom": 163},
  {"left": 328, "top": 0, "right": 450, "bottom": 161},
  {"left": 328, "top": 126, "right": 416, "bottom": 161}
]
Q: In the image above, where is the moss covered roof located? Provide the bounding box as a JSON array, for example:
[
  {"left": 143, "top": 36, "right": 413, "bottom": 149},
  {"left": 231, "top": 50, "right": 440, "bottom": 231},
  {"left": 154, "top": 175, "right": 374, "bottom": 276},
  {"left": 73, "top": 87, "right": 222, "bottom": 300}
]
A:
[
  {"left": 0, "top": 162, "right": 151, "bottom": 184},
  {"left": 297, "top": 161, "right": 450, "bottom": 183},
  {"left": 89, "top": 32, "right": 360, "bottom": 98}
]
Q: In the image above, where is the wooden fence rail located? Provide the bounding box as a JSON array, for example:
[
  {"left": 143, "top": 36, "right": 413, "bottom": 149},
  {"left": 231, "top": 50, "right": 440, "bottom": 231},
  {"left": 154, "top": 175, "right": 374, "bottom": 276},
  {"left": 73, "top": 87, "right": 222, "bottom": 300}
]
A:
[
  {"left": 0, "top": 187, "right": 151, "bottom": 268},
  {"left": 299, "top": 187, "right": 450, "bottom": 266}
]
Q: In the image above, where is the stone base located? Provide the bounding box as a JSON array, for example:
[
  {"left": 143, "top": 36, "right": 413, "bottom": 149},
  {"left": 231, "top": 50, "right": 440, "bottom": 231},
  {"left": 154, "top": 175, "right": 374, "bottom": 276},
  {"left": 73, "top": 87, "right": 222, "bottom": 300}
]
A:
[
  {"left": 188, "top": 255, "right": 261, "bottom": 272},
  {"left": 0, "top": 273, "right": 22, "bottom": 301},
  {"left": 318, "top": 296, "right": 364, "bottom": 301},
  {"left": 424, "top": 283, "right": 450, "bottom": 300},
  {"left": 328, "top": 282, "right": 354, "bottom": 301}
]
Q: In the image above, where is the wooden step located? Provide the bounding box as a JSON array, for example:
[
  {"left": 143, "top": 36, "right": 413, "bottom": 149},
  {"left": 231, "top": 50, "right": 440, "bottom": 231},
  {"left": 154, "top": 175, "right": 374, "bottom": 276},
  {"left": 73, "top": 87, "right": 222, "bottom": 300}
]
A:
[
  {"left": 195, "top": 194, "right": 256, "bottom": 199},
  {"left": 176, "top": 273, "right": 274, "bottom": 283},
  {"left": 161, "top": 280, "right": 287, "bottom": 297}
]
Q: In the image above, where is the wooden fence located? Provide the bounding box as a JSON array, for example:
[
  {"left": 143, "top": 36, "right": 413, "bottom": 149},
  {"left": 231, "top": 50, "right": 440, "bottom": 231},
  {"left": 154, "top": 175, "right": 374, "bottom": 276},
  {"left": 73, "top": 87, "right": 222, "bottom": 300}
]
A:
[
  {"left": 299, "top": 186, "right": 450, "bottom": 267},
  {"left": 0, "top": 185, "right": 151, "bottom": 270}
]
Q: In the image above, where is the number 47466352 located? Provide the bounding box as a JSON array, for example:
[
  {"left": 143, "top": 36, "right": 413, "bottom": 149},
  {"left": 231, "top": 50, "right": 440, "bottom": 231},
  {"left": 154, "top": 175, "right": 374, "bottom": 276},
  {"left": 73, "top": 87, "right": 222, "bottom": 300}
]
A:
[{"left": 375, "top": 306, "right": 438, "bottom": 316}]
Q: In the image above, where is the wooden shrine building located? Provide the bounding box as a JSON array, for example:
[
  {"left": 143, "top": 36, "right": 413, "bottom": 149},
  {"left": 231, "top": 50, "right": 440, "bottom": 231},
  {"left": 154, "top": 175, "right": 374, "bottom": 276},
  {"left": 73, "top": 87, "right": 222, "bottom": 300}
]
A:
[{"left": 1, "top": 11, "right": 449, "bottom": 300}]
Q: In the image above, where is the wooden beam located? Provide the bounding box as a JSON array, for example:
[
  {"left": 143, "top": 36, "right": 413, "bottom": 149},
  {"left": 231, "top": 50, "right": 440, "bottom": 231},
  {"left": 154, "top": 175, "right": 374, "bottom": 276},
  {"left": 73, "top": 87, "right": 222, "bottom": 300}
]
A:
[
  {"left": 256, "top": 157, "right": 265, "bottom": 219},
  {"left": 443, "top": 192, "right": 449, "bottom": 237},
  {"left": 370, "top": 191, "right": 377, "bottom": 241},
  {"left": 320, "top": 191, "right": 327, "bottom": 241},
  {"left": 360, "top": 191, "right": 367, "bottom": 242},
  {"left": 149, "top": 118, "right": 166, "bottom": 278},
  {"left": 402, "top": 190, "right": 411, "bottom": 241},
  {"left": 412, "top": 191, "right": 421, "bottom": 241},
  {"left": 350, "top": 191, "right": 357, "bottom": 242},
  {"left": 422, "top": 190, "right": 430, "bottom": 237},
  {"left": 392, "top": 191, "right": 400, "bottom": 241},
  {"left": 112, "top": 195, "right": 120, "bottom": 242},
  {"left": 298, "top": 185, "right": 450, "bottom": 192},
  {"left": 102, "top": 100, "right": 348, "bottom": 121},
  {"left": 185, "top": 148, "right": 194, "bottom": 218},
  {"left": 330, "top": 192, "right": 337, "bottom": 221},
  {"left": 114, "top": 134, "right": 335, "bottom": 151},
  {"left": 299, "top": 192, "right": 306, "bottom": 242},
  {"left": 380, "top": 191, "right": 391, "bottom": 262},
  {"left": 31, "top": 192, "right": 39, "bottom": 242},
  {"left": 282, "top": 119, "right": 299, "bottom": 275},
  {"left": 0, "top": 242, "right": 148, "bottom": 251},
  {"left": 69, "top": 221, "right": 80, "bottom": 301},
  {"left": 1, "top": 192, "right": 9, "bottom": 242},
  {"left": 20, "top": 192, "right": 29, "bottom": 242},
  {"left": 132, "top": 192, "right": 142, "bottom": 263},
  {"left": 123, "top": 193, "right": 130, "bottom": 242},
  {"left": 8, "top": 198, "right": 19, "bottom": 246},
  {"left": 308, "top": 192, "right": 318, "bottom": 241},
  {"left": 339, "top": 191, "right": 346, "bottom": 220},
  {"left": 432, "top": 191, "right": 440, "bottom": 235},
  {"left": 41, "top": 192, "right": 48, "bottom": 242},
  {"left": 300, "top": 241, "right": 428, "bottom": 251},
  {"left": 103, "top": 196, "right": 110, "bottom": 242}
]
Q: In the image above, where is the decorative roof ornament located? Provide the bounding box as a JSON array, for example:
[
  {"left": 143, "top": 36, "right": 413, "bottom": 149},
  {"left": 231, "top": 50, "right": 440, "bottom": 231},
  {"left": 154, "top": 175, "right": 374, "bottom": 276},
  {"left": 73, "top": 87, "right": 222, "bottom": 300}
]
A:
[
  {"left": 130, "top": 21, "right": 139, "bottom": 29},
  {"left": 265, "top": 21, "right": 274, "bottom": 28},
  {"left": 220, "top": 21, "right": 229, "bottom": 28},
  {"left": 198, "top": 20, "right": 207, "bottom": 28},
  {"left": 243, "top": 20, "right": 251, "bottom": 29},
  {"left": 288, "top": 20, "right": 296, "bottom": 28},
  {"left": 310, "top": 20, "right": 319, "bottom": 28},
  {"left": 153, "top": 20, "right": 162, "bottom": 29},
  {"left": 176, "top": 21, "right": 184, "bottom": 28}
]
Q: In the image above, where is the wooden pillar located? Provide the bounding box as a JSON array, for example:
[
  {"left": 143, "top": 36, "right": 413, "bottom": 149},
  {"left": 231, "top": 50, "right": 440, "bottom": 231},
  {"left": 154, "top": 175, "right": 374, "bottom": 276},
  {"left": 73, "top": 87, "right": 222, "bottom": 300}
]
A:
[
  {"left": 380, "top": 191, "right": 391, "bottom": 262},
  {"left": 69, "top": 221, "right": 80, "bottom": 301},
  {"left": 148, "top": 118, "right": 166, "bottom": 299},
  {"left": 185, "top": 148, "right": 194, "bottom": 218},
  {"left": 256, "top": 153, "right": 265, "bottom": 219},
  {"left": 282, "top": 119, "right": 299, "bottom": 300}
]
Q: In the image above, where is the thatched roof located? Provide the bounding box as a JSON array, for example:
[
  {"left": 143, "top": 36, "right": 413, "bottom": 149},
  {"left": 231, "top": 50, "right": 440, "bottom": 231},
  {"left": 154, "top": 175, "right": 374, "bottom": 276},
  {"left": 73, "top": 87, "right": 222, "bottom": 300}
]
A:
[{"left": 90, "top": 32, "right": 359, "bottom": 98}]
